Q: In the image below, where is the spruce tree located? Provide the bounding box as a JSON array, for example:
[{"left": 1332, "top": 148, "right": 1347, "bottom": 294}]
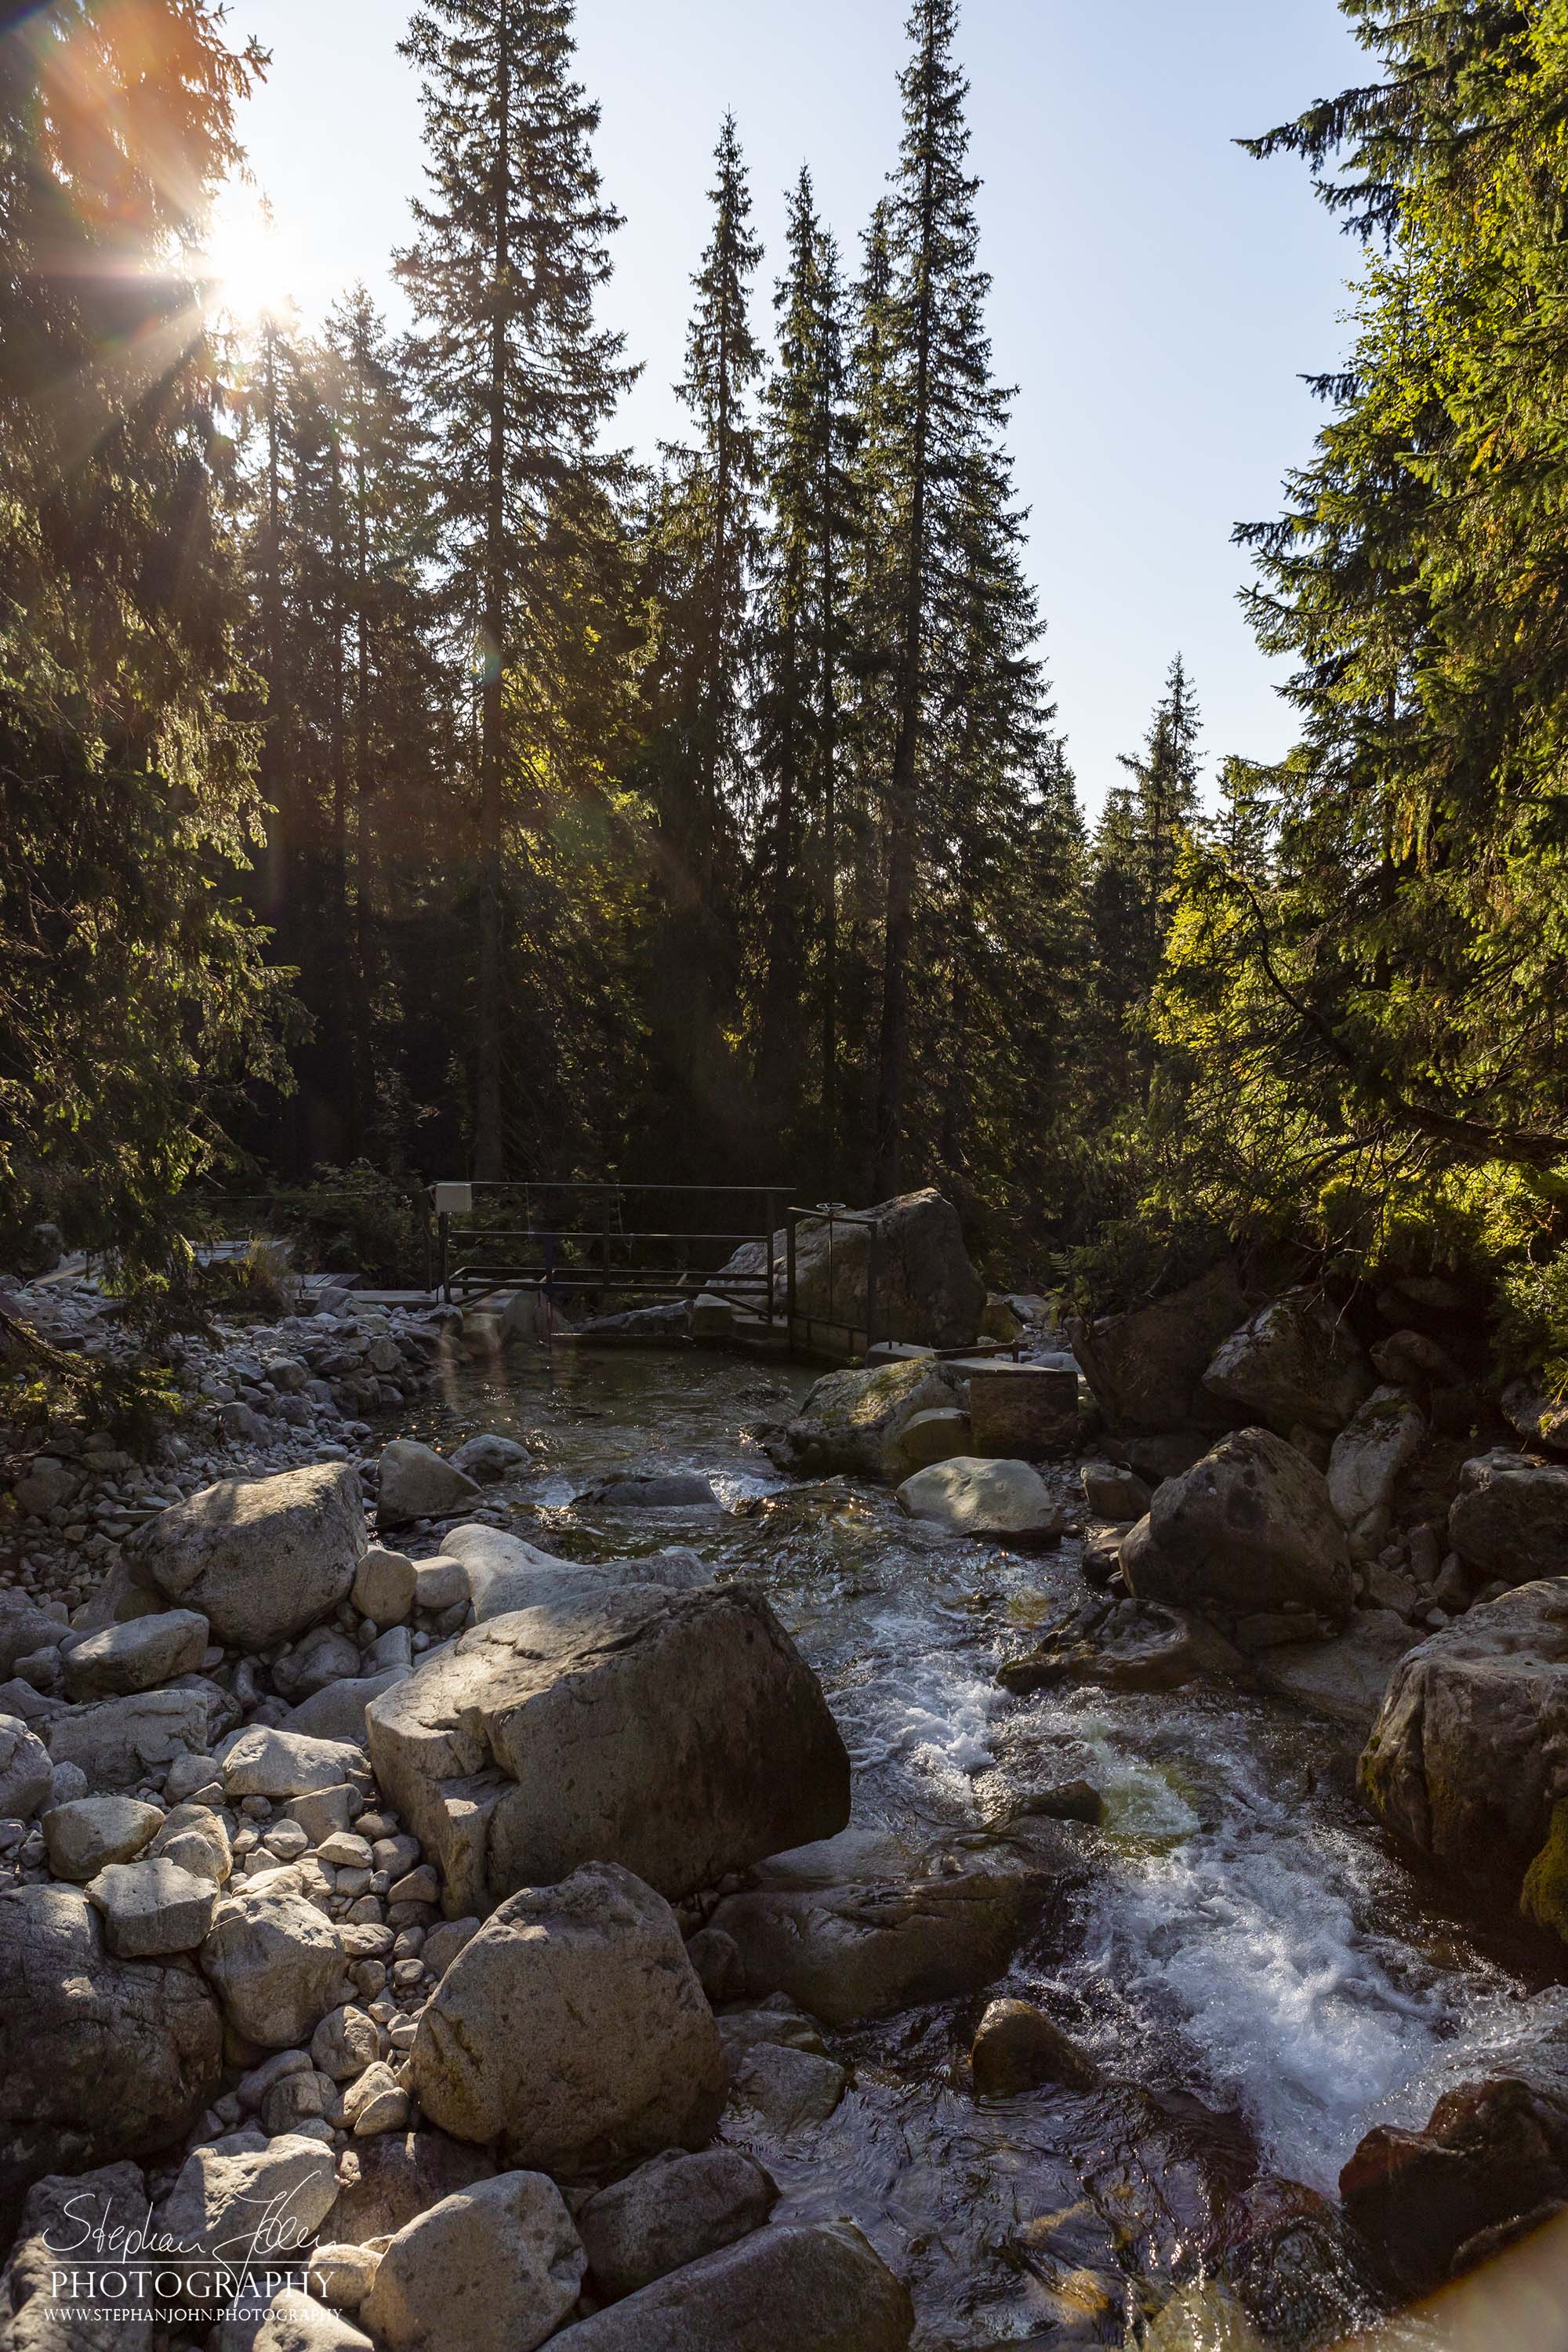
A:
[
  {"left": 869, "top": 0, "right": 1031, "bottom": 1194},
  {"left": 1116, "top": 652, "right": 1203, "bottom": 972},
  {"left": 630, "top": 114, "right": 764, "bottom": 1172},
  {"left": 398, "top": 0, "right": 633, "bottom": 1178},
  {"left": 753, "top": 166, "right": 854, "bottom": 1160}
]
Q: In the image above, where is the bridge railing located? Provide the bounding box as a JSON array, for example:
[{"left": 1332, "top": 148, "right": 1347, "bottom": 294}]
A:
[{"left": 432, "top": 1181, "right": 790, "bottom": 1326}]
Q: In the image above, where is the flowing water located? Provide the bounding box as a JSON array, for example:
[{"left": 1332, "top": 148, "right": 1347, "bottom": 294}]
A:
[{"left": 402, "top": 1342, "right": 1559, "bottom": 2350}]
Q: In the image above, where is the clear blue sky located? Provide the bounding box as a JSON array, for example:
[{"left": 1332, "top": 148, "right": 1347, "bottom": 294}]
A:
[{"left": 227, "top": 0, "right": 1367, "bottom": 815}]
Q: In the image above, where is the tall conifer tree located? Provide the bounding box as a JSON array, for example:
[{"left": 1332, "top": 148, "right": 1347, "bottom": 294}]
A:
[
  {"left": 398, "top": 0, "right": 632, "bottom": 1177},
  {"left": 869, "top": 0, "right": 1032, "bottom": 1193},
  {"left": 753, "top": 167, "right": 853, "bottom": 1157}
]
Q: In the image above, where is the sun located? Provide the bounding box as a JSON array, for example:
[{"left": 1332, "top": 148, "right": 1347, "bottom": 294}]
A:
[{"left": 201, "top": 191, "right": 297, "bottom": 327}]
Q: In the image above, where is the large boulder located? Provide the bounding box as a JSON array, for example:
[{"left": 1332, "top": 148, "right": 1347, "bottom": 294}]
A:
[
  {"left": 0, "top": 1886, "right": 222, "bottom": 2234},
  {"left": 436, "top": 1523, "right": 701, "bottom": 1624},
  {"left": 328, "top": 2131, "right": 495, "bottom": 2246},
  {"left": 1359, "top": 1581, "right": 1568, "bottom": 1905},
  {"left": 1327, "top": 1388, "right": 1426, "bottom": 1547},
  {"left": 1069, "top": 1263, "right": 1250, "bottom": 1437},
  {"left": 761, "top": 1357, "right": 962, "bottom": 1482},
  {"left": 720, "top": 1190, "right": 983, "bottom": 1351},
  {"left": 0, "top": 1717, "right": 53, "bottom": 1820},
  {"left": 361, "top": 2170, "right": 584, "bottom": 2352},
  {"left": 1255, "top": 1609, "right": 1416, "bottom": 1737},
  {"left": 1449, "top": 1453, "right": 1568, "bottom": 1584},
  {"left": 710, "top": 1865, "right": 1044, "bottom": 2027},
  {"left": 895, "top": 1457, "right": 1063, "bottom": 1544},
  {"left": 0, "top": 2160, "right": 154, "bottom": 2352},
  {"left": 375, "top": 1440, "right": 482, "bottom": 1530},
  {"left": 0, "top": 1594, "right": 71, "bottom": 1679},
  {"left": 1341, "top": 2074, "right": 1568, "bottom": 2296},
  {"left": 1122, "top": 1428, "right": 1354, "bottom": 1624},
  {"left": 1201, "top": 1290, "right": 1373, "bottom": 1436},
  {"left": 366, "top": 1581, "right": 848, "bottom": 1916},
  {"left": 578, "top": 2149, "right": 777, "bottom": 2303},
  {"left": 998, "top": 1597, "right": 1245, "bottom": 1696},
  {"left": 199, "top": 1882, "right": 350, "bottom": 2047},
  {"left": 158, "top": 2130, "right": 341, "bottom": 2258},
  {"left": 60, "top": 1610, "right": 209, "bottom": 1700},
  {"left": 410, "top": 1862, "right": 728, "bottom": 2174},
  {"left": 130, "top": 1465, "right": 365, "bottom": 1649},
  {"left": 42, "top": 1687, "right": 212, "bottom": 1795},
  {"left": 555, "top": 2220, "right": 914, "bottom": 2352}
]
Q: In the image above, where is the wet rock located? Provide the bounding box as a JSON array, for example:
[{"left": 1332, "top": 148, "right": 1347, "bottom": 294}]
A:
[
  {"left": 451, "top": 1433, "right": 532, "bottom": 1484},
  {"left": 43, "top": 1687, "right": 212, "bottom": 1794},
  {"left": 971, "top": 1997, "right": 1100, "bottom": 2096},
  {"left": 328, "top": 2132, "right": 495, "bottom": 2246},
  {"left": 411, "top": 1861, "right": 728, "bottom": 2172},
  {"left": 1210, "top": 2174, "right": 1381, "bottom": 2347},
  {"left": 895, "top": 1457, "right": 1064, "bottom": 1544},
  {"left": 132, "top": 1463, "right": 365, "bottom": 1648},
  {"left": 0, "top": 2159, "right": 154, "bottom": 2350},
  {"left": 367, "top": 1581, "right": 848, "bottom": 1915},
  {"left": 1327, "top": 1388, "right": 1426, "bottom": 1547},
  {"left": 1069, "top": 1263, "right": 1250, "bottom": 1437},
  {"left": 42, "top": 1792, "right": 162, "bottom": 1879},
  {"left": 763, "top": 1356, "right": 964, "bottom": 1482},
  {"left": 579, "top": 1472, "right": 720, "bottom": 1508},
  {"left": 0, "top": 1714, "right": 55, "bottom": 1819},
  {"left": 1448, "top": 1452, "right": 1568, "bottom": 1584},
  {"left": 200, "top": 1882, "right": 350, "bottom": 2047},
  {"left": 728, "top": 2041, "right": 846, "bottom": 2131},
  {"left": 1340, "top": 2075, "right": 1568, "bottom": 2296},
  {"left": 375, "top": 1441, "right": 481, "bottom": 1530},
  {"left": 158, "top": 2129, "right": 341, "bottom": 2256},
  {"left": 1254, "top": 1610, "right": 1415, "bottom": 1736},
  {"left": 85, "top": 1857, "right": 218, "bottom": 1957},
  {"left": 0, "top": 1886, "right": 222, "bottom": 2236},
  {"left": 1013, "top": 1778, "right": 1105, "bottom": 1826},
  {"left": 578, "top": 2149, "right": 777, "bottom": 2302},
  {"left": 710, "top": 1866, "right": 1044, "bottom": 2027},
  {"left": 1202, "top": 1290, "right": 1372, "bottom": 1436},
  {"left": 1125, "top": 1428, "right": 1354, "bottom": 1620},
  {"left": 1000, "top": 1595, "right": 1245, "bottom": 1696},
  {"left": 361, "top": 2169, "right": 584, "bottom": 2352},
  {"left": 555, "top": 2219, "right": 914, "bottom": 2351},
  {"left": 1523, "top": 1798, "right": 1568, "bottom": 1941},
  {"left": 1080, "top": 1461, "right": 1152, "bottom": 1521},
  {"left": 1359, "top": 1581, "right": 1568, "bottom": 1902}
]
